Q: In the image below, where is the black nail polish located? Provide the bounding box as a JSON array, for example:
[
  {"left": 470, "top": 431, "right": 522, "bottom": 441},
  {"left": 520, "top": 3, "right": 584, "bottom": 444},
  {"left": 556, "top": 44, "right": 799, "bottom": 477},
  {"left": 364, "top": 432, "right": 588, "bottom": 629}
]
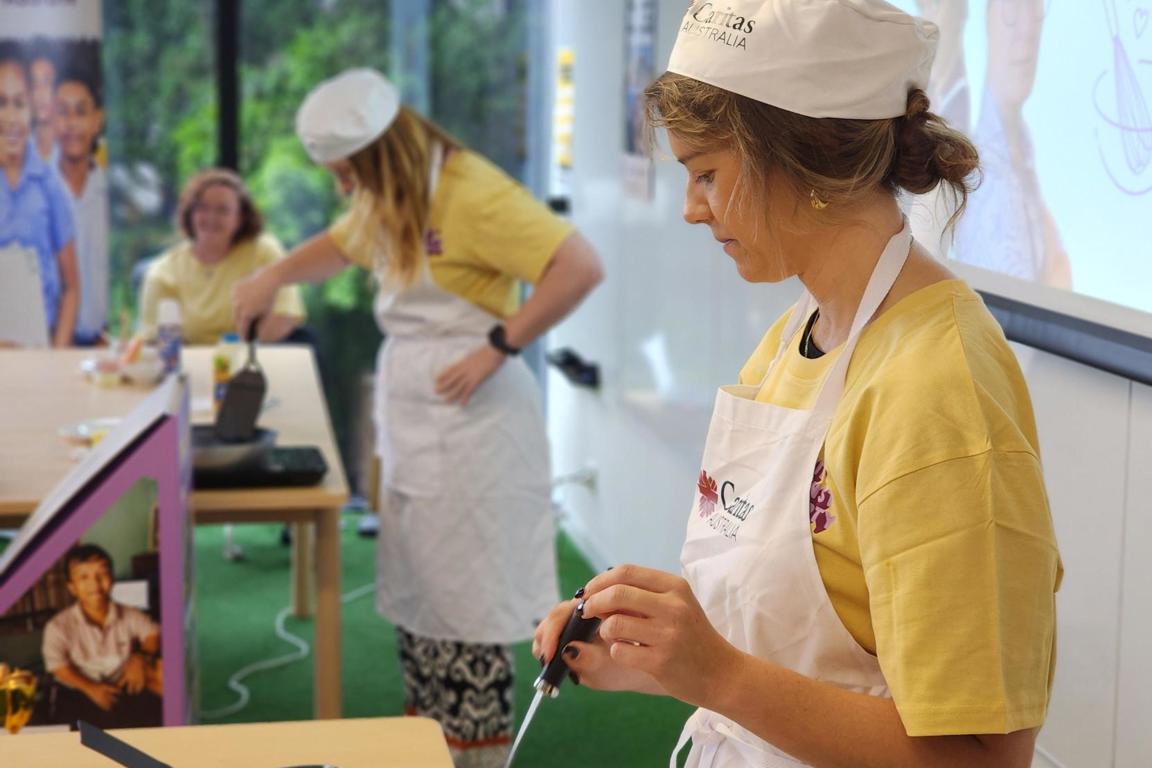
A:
[
  {"left": 573, "top": 587, "right": 585, "bottom": 599},
  {"left": 539, "top": 654, "right": 546, "bottom": 668},
  {"left": 568, "top": 670, "right": 580, "bottom": 686},
  {"left": 562, "top": 644, "right": 579, "bottom": 660}
]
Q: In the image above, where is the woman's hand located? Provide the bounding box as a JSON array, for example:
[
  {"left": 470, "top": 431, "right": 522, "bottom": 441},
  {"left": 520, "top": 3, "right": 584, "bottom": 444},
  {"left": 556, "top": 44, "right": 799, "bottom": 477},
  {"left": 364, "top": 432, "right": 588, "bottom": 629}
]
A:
[
  {"left": 232, "top": 269, "right": 281, "bottom": 336},
  {"left": 580, "top": 565, "right": 745, "bottom": 709},
  {"left": 435, "top": 344, "right": 505, "bottom": 405},
  {"left": 531, "top": 599, "right": 665, "bottom": 695}
]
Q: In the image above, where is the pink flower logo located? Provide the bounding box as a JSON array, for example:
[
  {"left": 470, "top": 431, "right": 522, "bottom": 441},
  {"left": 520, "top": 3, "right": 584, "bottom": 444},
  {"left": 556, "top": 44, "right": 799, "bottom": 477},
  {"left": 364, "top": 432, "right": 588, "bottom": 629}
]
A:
[
  {"left": 698, "top": 470, "right": 719, "bottom": 518},
  {"left": 425, "top": 229, "right": 443, "bottom": 256},
  {"left": 810, "top": 459, "right": 835, "bottom": 533}
]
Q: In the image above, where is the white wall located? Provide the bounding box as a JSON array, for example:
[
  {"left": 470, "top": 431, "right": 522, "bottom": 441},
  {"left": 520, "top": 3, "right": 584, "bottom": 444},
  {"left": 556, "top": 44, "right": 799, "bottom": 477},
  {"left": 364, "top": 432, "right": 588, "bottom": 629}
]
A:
[
  {"left": 1017, "top": 346, "right": 1133, "bottom": 768},
  {"left": 1116, "top": 383, "right": 1152, "bottom": 768},
  {"left": 544, "top": 2, "right": 1152, "bottom": 766}
]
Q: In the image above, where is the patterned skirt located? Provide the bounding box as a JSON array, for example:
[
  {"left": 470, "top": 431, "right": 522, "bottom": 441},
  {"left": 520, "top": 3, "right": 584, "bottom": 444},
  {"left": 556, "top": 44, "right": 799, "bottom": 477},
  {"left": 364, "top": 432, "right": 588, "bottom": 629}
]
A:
[{"left": 396, "top": 626, "right": 515, "bottom": 768}]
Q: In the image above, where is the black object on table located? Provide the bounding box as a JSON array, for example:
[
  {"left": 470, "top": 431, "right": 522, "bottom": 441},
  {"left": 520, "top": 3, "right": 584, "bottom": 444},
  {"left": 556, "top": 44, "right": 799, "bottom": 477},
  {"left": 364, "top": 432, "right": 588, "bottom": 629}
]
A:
[
  {"left": 79, "top": 720, "right": 172, "bottom": 768},
  {"left": 79, "top": 719, "right": 339, "bottom": 768},
  {"left": 192, "top": 446, "right": 328, "bottom": 489}
]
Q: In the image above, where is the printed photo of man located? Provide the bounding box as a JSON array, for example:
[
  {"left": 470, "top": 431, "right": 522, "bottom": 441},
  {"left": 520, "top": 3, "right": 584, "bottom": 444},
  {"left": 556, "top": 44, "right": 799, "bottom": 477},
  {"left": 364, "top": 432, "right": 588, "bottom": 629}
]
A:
[
  {"left": 41, "top": 544, "right": 162, "bottom": 729},
  {"left": 54, "top": 50, "right": 107, "bottom": 346}
]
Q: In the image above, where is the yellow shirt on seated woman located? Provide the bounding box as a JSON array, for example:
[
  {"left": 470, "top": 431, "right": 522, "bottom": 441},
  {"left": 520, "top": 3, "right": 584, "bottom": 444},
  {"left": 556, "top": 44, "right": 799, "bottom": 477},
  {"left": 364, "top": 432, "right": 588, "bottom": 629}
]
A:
[{"left": 138, "top": 169, "right": 305, "bottom": 345}]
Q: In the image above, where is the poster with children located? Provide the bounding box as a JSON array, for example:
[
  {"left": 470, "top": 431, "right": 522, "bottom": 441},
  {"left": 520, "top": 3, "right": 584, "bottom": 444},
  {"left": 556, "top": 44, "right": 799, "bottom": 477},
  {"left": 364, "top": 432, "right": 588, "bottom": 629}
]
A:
[
  {"left": 0, "top": 377, "right": 191, "bottom": 729},
  {"left": 0, "top": 1, "right": 107, "bottom": 348}
]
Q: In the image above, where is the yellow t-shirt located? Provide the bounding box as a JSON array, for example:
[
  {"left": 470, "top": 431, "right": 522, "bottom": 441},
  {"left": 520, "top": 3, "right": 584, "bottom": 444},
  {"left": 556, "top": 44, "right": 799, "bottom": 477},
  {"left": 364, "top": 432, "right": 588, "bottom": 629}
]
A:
[
  {"left": 328, "top": 150, "right": 574, "bottom": 318},
  {"left": 739, "top": 280, "right": 1062, "bottom": 737},
  {"left": 139, "top": 233, "right": 306, "bottom": 345}
]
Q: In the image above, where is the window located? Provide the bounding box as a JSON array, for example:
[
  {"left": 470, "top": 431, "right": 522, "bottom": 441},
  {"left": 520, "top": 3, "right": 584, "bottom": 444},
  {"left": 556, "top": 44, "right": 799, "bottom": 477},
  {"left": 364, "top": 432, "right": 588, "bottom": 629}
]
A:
[{"left": 104, "top": 1, "right": 215, "bottom": 329}]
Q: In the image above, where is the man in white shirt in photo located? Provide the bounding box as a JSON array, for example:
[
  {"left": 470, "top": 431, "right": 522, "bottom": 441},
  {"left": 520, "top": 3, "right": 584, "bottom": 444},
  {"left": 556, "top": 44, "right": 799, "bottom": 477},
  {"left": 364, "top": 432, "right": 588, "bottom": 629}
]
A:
[{"left": 41, "top": 544, "right": 162, "bottom": 728}]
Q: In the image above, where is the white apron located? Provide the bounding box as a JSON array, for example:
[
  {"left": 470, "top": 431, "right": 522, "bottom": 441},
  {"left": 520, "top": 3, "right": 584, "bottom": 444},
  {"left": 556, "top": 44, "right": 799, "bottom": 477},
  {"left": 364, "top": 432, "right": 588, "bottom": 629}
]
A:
[
  {"left": 672, "top": 221, "right": 913, "bottom": 767},
  {"left": 372, "top": 147, "right": 558, "bottom": 644}
]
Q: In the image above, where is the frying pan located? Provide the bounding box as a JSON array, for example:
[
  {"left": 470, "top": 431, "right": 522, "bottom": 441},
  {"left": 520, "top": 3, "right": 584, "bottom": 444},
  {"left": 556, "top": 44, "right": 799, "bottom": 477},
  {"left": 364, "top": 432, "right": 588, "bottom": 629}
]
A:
[{"left": 191, "top": 425, "right": 277, "bottom": 471}]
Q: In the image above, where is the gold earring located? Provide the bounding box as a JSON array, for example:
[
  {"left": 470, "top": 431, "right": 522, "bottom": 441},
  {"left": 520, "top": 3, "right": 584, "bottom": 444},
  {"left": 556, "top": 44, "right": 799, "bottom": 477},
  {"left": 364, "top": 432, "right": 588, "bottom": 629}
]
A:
[{"left": 810, "top": 189, "right": 829, "bottom": 210}]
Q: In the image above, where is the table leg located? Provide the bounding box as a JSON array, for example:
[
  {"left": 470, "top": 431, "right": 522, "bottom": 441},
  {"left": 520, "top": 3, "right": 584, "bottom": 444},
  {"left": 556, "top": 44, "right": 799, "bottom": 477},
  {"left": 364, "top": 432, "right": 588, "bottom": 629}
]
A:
[
  {"left": 292, "top": 522, "right": 314, "bottom": 618},
  {"left": 314, "top": 507, "right": 342, "bottom": 718}
]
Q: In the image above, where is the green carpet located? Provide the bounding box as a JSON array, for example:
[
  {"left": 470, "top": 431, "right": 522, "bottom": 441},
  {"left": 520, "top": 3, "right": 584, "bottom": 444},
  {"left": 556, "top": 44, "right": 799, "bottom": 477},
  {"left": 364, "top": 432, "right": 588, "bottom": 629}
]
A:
[{"left": 194, "top": 517, "right": 693, "bottom": 766}]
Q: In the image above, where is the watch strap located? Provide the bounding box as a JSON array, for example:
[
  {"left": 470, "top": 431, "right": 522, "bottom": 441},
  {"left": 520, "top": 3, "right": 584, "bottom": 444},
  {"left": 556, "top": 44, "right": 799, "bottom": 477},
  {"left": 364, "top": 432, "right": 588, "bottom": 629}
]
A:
[{"left": 488, "top": 324, "right": 521, "bottom": 356}]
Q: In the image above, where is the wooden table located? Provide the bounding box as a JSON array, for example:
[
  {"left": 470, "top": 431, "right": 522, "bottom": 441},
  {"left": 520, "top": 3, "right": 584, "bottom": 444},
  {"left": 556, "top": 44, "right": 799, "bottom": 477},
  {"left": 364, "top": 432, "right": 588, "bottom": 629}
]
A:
[
  {"left": 0, "top": 717, "right": 453, "bottom": 766},
  {"left": 0, "top": 347, "right": 349, "bottom": 719}
]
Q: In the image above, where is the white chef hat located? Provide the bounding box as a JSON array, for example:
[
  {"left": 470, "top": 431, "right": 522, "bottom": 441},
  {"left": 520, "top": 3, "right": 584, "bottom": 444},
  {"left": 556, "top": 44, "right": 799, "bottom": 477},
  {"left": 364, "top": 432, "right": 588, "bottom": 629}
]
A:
[
  {"left": 295, "top": 68, "right": 401, "bottom": 163},
  {"left": 667, "top": 0, "right": 938, "bottom": 119}
]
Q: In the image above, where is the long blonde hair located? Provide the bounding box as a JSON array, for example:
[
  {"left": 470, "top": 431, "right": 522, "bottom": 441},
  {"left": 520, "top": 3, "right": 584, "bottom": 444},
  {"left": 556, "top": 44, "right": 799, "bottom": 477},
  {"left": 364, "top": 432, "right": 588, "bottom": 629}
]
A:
[{"left": 340, "top": 107, "right": 462, "bottom": 286}]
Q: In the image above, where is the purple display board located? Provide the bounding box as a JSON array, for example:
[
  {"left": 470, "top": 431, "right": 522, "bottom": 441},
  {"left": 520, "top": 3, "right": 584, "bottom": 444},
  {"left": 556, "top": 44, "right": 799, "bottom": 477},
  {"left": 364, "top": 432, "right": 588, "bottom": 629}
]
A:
[{"left": 0, "top": 376, "right": 191, "bottom": 727}]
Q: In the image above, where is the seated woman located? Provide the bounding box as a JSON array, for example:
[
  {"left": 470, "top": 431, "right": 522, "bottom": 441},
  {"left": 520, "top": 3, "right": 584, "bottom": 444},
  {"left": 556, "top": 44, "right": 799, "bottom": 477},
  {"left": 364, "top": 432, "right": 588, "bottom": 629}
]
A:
[{"left": 138, "top": 168, "right": 305, "bottom": 344}]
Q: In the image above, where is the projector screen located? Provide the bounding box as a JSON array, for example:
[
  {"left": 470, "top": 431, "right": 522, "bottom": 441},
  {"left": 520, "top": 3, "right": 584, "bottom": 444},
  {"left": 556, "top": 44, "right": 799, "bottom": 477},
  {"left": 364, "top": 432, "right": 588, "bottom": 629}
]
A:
[{"left": 891, "top": 0, "right": 1152, "bottom": 351}]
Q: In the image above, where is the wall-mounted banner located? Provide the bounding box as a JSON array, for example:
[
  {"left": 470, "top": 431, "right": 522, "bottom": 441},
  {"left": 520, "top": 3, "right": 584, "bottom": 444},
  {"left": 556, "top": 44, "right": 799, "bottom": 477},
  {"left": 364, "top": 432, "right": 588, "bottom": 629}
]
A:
[
  {"left": 623, "top": 0, "right": 656, "bottom": 201},
  {"left": 1, "top": 0, "right": 108, "bottom": 348}
]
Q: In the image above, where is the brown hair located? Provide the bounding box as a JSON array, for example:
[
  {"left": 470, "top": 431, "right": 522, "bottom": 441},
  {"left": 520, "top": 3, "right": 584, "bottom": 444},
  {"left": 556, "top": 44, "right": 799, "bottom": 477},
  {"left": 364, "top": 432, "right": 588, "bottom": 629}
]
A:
[
  {"left": 64, "top": 543, "right": 113, "bottom": 580},
  {"left": 177, "top": 168, "right": 264, "bottom": 245},
  {"left": 644, "top": 73, "right": 979, "bottom": 232},
  {"left": 0, "top": 41, "right": 30, "bottom": 87},
  {"left": 340, "top": 107, "right": 462, "bottom": 287}
]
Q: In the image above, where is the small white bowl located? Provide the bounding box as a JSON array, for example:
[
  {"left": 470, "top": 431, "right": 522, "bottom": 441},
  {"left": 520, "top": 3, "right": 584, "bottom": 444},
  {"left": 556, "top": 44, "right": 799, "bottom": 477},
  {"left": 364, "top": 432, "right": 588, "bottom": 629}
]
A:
[{"left": 121, "top": 354, "right": 165, "bottom": 385}]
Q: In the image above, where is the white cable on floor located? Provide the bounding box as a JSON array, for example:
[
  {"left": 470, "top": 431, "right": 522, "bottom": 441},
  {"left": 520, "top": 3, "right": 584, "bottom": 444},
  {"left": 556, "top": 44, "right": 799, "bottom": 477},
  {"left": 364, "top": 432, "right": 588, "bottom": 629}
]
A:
[{"left": 199, "top": 581, "right": 376, "bottom": 720}]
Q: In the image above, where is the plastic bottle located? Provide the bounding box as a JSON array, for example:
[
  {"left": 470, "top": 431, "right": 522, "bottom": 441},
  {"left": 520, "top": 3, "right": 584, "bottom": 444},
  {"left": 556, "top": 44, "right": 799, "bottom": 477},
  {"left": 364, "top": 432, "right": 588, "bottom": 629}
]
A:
[
  {"left": 212, "top": 332, "right": 242, "bottom": 415},
  {"left": 156, "top": 299, "right": 183, "bottom": 375}
]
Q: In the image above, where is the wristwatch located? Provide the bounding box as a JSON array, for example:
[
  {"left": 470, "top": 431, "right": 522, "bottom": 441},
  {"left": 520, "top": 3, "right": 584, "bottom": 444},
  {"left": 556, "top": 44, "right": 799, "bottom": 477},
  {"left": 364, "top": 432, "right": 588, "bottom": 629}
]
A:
[{"left": 487, "top": 324, "right": 521, "bottom": 356}]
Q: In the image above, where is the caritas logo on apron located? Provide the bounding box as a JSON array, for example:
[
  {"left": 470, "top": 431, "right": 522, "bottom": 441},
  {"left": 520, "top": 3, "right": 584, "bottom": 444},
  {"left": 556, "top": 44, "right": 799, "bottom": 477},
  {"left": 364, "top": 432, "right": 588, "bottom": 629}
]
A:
[{"left": 696, "top": 470, "right": 756, "bottom": 539}]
